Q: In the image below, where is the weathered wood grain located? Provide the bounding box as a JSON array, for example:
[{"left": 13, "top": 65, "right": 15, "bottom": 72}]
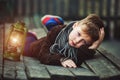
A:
[
  {"left": 23, "top": 56, "right": 50, "bottom": 80},
  {"left": 46, "top": 65, "right": 74, "bottom": 80},
  {"left": 3, "top": 60, "right": 16, "bottom": 80},
  {"left": 15, "top": 61, "right": 27, "bottom": 80},
  {"left": 84, "top": 51, "right": 120, "bottom": 79},
  {"left": 98, "top": 47, "right": 120, "bottom": 69},
  {"left": 69, "top": 68, "right": 99, "bottom": 80}
]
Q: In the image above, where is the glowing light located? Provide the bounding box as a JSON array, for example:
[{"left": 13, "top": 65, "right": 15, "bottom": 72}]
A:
[
  {"left": 12, "top": 38, "right": 18, "bottom": 43},
  {"left": 10, "top": 35, "right": 20, "bottom": 45}
]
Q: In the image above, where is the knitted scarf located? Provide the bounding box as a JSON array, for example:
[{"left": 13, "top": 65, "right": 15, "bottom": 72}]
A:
[{"left": 50, "top": 22, "right": 78, "bottom": 63}]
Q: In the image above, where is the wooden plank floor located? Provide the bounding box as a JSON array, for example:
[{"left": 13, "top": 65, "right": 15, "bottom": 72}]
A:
[
  {"left": 0, "top": 16, "right": 120, "bottom": 80},
  {"left": 1, "top": 43, "right": 120, "bottom": 80},
  {"left": 0, "top": 53, "right": 99, "bottom": 80}
]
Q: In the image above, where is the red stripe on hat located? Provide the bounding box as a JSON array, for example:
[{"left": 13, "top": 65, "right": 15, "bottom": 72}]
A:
[
  {"left": 54, "top": 18, "right": 61, "bottom": 24},
  {"left": 42, "top": 17, "right": 51, "bottom": 25}
]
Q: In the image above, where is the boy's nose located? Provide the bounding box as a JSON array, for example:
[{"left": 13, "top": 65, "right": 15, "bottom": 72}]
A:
[{"left": 75, "top": 37, "right": 83, "bottom": 43}]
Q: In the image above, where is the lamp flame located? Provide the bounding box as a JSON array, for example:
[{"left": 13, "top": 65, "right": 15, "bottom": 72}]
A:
[
  {"left": 10, "top": 35, "right": 20, "bottom": 45},
  {"left": 12, "top": 38, "right": 18, "bottom": 43}
]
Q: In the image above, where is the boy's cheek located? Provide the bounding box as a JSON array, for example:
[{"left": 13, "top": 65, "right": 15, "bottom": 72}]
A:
[{"left": 69, "top": 34, "right": 76, "bottom": 40}]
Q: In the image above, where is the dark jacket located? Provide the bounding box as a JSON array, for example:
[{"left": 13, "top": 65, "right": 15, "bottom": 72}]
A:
[{"left": 29, "top": 25, "right": 95, "bottom": 67}]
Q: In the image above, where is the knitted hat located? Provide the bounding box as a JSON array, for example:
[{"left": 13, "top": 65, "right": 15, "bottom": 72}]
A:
[{"left": 41, "top": 15, "right": 64, "bottom": 31}]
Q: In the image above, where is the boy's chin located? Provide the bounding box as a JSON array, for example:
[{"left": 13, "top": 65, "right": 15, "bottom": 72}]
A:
[{"left": 69, "top": 44, "right": 81, "bottom": 48}]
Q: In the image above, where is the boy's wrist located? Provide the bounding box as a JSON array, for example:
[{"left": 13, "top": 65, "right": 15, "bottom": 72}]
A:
[{"left": 60, "top": 57, "right": 69, "bottom": 62}]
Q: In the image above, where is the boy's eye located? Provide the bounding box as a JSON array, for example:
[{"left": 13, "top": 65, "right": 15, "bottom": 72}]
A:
[{"left": 77, "top": 32, "right": 81, "bottom": 36}]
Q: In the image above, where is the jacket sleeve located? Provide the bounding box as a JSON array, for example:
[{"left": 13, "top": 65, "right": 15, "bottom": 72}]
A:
[
  {"left": 77, "top": 45, "right": 96, "bottom": 66},
  {"left": 37, "top": 25, "right": 66, "bottom": 65},
  {"left": 38, "top": 42, "right": 64, "bottom": 65}
]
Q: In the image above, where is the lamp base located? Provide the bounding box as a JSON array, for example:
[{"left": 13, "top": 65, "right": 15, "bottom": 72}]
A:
[{"left": 3, "top": 52, "right": 21, "bottom": 61}]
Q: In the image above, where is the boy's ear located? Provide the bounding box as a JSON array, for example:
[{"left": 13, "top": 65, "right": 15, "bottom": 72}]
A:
[{"left": 73, "top": 22, "right": 78, "bottom": 28}]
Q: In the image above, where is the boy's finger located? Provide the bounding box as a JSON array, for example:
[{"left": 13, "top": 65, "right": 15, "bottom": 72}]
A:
[{"left": 69, "top": 60, "right": 77, "bottom": 68}]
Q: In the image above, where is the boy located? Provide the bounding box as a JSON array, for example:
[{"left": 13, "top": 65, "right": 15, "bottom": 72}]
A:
[{"left": 29, "top": 14, "right": 105, "bottom": 68}]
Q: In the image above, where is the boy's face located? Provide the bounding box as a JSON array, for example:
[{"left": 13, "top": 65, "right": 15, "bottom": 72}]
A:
[{"left": 68, "top": 23, "right": 93, "bottom": 48}]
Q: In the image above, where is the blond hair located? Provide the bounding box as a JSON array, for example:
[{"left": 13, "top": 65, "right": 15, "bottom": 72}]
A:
[{"left": 77, "top": 14, "right": 104, "bottom": 42}]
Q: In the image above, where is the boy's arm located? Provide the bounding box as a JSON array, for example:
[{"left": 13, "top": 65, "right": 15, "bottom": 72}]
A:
[
  {"left": 39, "top": 25, "right": 66, "bottom": 65},
  {"left": 77, "top": 46, "right": 96, "bottom": 66},
  {"left": 89, "top": 27, "right": 105, "bottom": 50},
  {"left": 38, "top": 42, "right": 64, "bottom": 65}
]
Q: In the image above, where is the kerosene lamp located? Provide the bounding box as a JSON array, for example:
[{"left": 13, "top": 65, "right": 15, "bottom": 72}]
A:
[{"left": 4, "top": 21, "right": 27, "bottom": 61}]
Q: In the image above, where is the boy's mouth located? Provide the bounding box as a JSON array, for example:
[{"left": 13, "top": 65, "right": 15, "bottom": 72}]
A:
[{"left": 71, "top": 40, "right": 76, "bottom": 46}]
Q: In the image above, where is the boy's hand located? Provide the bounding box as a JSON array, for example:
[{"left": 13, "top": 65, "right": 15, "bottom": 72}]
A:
[
  {"left": 89, "top": 27, "right": 105, "bottom": 50},
  {"left": 61, "top": 59, "right": 77, "bottom": 68}
]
